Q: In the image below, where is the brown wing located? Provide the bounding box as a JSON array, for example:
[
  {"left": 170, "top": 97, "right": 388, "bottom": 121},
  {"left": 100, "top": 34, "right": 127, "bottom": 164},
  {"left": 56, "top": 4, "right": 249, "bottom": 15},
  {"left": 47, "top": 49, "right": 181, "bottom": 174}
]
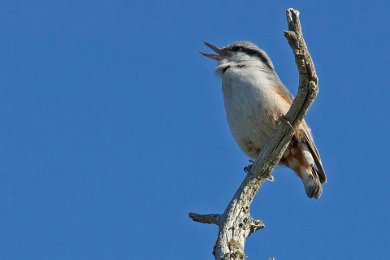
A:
[{"left": 272, "top": 82, "right": 326, "bottom": 183}]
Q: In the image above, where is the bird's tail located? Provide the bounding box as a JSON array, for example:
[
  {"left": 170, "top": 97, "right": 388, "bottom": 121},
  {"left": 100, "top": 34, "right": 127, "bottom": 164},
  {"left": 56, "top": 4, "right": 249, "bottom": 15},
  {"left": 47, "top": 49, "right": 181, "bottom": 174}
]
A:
[
  {"left": 302, "top": 166, "right": 323, "bottom": 199},
  {"left": 283, "top": 137, "right": 325, "bottom": 199}
]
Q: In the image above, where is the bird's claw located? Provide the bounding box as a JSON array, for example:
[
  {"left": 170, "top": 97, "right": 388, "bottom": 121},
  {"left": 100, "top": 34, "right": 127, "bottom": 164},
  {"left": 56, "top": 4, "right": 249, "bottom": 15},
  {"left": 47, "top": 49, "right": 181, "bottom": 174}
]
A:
[
  {"left": 244, "top": 160, "right": 274, "bottom": 182},
  {"left": 266, "top": 175, "right": 275, "bottom": 183},
  {"left": 244, "top": 164, "right": 253, "bottom": 174},
  {"left": 244, "top": 159, "right": 255, "bottom": 174}
]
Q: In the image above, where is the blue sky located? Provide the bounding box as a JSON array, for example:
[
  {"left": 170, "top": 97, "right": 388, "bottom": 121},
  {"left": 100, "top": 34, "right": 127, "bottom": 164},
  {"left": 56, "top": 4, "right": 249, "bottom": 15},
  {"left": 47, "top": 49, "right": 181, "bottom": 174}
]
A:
[{"left": 0, "top": 1, "right": 389, "bottom": 259}]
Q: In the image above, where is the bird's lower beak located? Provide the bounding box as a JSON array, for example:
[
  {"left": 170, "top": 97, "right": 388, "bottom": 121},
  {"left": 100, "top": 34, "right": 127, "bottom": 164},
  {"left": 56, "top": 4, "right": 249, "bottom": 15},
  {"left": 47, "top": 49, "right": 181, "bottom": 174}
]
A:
[{"left": 200, "top": 42, "right": 226, "bottom": 61}]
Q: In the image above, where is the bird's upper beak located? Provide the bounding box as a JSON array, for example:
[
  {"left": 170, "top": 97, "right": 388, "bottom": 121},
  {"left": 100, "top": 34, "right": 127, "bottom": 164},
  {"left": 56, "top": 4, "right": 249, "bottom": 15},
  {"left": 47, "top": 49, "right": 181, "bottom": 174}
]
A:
[{"left": 200, "top": 42, "right": 227, "bottom": 61}]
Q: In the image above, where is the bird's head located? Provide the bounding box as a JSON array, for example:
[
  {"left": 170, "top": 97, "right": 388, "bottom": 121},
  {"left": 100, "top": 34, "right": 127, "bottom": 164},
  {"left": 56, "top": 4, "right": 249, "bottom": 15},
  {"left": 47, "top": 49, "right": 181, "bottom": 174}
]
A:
[{"left": 200, "top": 41, "right": 274, "bottom": 72}]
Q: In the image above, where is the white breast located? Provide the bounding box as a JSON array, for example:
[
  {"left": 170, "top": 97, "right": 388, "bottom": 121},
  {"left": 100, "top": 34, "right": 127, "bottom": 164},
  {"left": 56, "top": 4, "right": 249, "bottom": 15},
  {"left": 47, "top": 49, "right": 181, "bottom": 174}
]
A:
[{"left": 222, "top": 65, "right": 288, "bottom": 158}]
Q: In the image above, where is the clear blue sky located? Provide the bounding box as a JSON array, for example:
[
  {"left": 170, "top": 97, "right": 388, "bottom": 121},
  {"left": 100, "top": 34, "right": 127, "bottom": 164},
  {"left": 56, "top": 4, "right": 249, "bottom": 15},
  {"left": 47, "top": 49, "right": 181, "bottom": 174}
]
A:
[{"left": 0, "top": 1, "right": 389, "bottom": 259}]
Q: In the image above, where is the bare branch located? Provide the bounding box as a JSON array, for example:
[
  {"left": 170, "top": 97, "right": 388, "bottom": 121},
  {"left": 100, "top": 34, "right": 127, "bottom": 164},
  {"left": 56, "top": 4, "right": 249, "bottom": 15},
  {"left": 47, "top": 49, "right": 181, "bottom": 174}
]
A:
[
  {"left": 190, "top": 8, "right": 319, "bottom": 259},
  {"left": 188, "top": 213, "right": 220, "bottom": 225}
]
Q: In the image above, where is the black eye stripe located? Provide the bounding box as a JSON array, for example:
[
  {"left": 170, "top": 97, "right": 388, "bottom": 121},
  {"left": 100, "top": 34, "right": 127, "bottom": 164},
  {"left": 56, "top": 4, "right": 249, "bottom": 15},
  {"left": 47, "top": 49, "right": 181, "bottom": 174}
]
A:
[
  {"left": 228, "top": 46, "right": 273, "bottom": 70},
  {"left": 245, "top": 49, "right": 258, "bottom": 56},
  {"left": 239, "top": 48, "right": 272, "bottom": 69}
]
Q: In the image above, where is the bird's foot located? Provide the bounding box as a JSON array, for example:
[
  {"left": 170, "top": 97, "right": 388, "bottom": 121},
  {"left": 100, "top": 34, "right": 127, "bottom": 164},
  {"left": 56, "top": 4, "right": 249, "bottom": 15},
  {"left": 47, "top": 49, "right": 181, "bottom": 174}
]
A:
[
  {"left": 244, "top": 160, "right": 256, "bottom": 174},
  {"left": 244, "top": 160, "right": 275, "bottom": 182},
  {"left": 266, "top": 175, "right": 275, "bottom": 183},
  {"left": 244, "top": 163, "right": 253, "bottom": 174}
]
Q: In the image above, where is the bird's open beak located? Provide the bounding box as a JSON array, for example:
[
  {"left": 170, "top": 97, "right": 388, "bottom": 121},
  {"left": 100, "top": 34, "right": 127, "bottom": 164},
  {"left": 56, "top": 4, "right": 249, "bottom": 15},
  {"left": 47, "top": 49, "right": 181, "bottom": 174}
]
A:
[{"left": 200, "top": 42, "right": 227, "bottom": 61}]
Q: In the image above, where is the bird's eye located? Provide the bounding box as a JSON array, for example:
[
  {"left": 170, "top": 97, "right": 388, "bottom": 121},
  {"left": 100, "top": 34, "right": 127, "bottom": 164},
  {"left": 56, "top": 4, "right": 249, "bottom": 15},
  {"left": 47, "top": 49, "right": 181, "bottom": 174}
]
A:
[{"left": 231, "top": 46, "right": 240, "bottom": 52}]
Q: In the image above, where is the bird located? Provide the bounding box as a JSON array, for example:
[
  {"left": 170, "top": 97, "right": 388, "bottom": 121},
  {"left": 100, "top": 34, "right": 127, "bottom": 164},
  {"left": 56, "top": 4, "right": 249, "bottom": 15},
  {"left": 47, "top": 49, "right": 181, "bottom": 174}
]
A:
[{"left": 200, "top": 41, "right": 326, "bottom": 199}]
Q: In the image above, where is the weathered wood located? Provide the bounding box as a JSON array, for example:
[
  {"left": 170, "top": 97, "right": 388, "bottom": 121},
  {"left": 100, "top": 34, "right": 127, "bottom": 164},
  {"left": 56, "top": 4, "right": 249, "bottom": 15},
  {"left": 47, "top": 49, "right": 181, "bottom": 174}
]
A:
[{"left": 189, "top": 8, "right": 319, "bottom": 259}]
